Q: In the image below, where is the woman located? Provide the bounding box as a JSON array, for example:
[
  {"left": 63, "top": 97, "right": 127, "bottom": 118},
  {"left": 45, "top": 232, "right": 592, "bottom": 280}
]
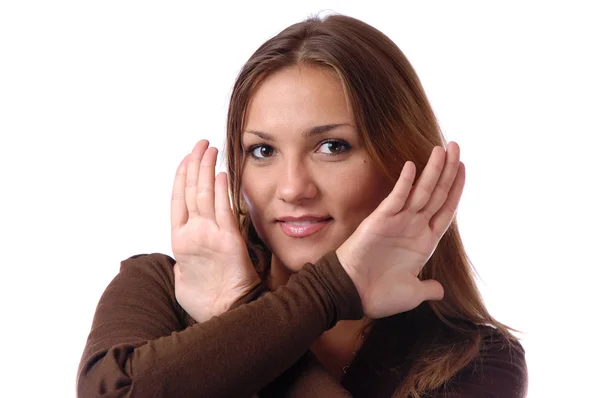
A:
[{"left": 77, "top": 14, "right": 527, "bottom": 397}]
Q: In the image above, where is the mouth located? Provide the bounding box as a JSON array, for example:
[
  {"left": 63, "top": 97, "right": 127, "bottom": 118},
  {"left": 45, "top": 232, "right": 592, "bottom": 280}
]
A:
[{"left": 276, "top": 217, "right": 333, "bottom": 238}]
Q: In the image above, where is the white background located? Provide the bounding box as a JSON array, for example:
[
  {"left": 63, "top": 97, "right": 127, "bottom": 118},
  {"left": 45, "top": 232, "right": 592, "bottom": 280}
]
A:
[{"left": 1, "top": 1, "right": 598, "bottom": 397}]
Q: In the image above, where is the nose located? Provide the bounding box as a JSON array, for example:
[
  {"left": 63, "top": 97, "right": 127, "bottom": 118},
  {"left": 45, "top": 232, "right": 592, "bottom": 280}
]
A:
[{"left": 276, "top": 158, "right": 318, "bottom": 204}]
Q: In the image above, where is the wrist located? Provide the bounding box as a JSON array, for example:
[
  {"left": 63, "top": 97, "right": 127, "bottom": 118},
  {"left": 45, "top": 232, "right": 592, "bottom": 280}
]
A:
[
  {"left": 312, "top": 251, "right": 364, "bottom": 323},
  {"left": 227, "top": 279, "right": 269, "bottom": 311},
  {"left": 335, "top": 242, "right": 360, "bottom": 292}
]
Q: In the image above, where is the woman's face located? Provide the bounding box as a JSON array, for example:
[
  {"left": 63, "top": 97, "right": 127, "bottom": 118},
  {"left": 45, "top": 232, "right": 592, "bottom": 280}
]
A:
[{"left": 241, "top": 65, "right": 394, "bottom": 277}]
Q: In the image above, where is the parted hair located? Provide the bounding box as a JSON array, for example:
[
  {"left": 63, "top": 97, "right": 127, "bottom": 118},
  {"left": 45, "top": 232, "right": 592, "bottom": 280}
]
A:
[{"left": 225, "top": 13, "right": 521, "bottom": 397}]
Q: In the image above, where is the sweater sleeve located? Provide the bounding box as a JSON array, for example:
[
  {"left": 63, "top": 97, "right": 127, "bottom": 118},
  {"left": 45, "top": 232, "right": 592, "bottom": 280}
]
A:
[{"left": 76, "top": 251, "right": 363, "bottom": 398}]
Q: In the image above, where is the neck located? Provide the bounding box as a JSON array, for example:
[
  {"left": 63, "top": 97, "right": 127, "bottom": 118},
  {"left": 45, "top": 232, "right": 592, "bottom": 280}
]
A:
[
  {"left": 266, "top": 255, "right": 293, "bottom": 290},
  {"left": 310, "top": 317, "right": 372, "bottom": 381},
  {"left": 267, "top": 255, "right": 372, "bottom": 378}
]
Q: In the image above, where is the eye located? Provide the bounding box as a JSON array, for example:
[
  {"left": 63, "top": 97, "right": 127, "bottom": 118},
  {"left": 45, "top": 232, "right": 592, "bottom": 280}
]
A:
[
  {"left": 318, "top": 140, "right": 351, "bottom": 156},
  {"left": 247, "top": 144, "right": 275, "bottom": 159}
]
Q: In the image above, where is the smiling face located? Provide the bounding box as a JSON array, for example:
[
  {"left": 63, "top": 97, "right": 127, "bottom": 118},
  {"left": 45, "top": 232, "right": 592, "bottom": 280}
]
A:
[{"left": 240, "top": 65, "right": 393, "bottom": 283}]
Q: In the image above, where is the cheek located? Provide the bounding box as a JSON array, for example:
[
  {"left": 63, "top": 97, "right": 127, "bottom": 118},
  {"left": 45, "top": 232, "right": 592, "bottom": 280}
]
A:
[
  {"left": 241, "top": 171, "right": 272, "bottom": 224},
  {"left": 333, "top": 167, "right": 391, "bottom": 220},
  {"left": 335, "top": 187, "right": 379, "bottom": 220}
]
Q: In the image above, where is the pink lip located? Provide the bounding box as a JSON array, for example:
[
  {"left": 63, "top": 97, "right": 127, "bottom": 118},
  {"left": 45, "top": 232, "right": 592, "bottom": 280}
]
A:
[{"left": 277, "top": 217, "right": 332, "bottom": 238}]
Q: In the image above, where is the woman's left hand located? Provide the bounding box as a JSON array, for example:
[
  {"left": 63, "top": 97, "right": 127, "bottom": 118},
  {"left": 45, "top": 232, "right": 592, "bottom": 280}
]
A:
[{"left": 335, "top": 142, "right": 465, "bottom": 319}]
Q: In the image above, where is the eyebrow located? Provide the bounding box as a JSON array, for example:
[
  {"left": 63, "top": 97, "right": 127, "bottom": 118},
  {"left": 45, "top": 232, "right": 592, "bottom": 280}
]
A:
[{"left": 243, "top": 123, "right": 351, "bottom": 141}]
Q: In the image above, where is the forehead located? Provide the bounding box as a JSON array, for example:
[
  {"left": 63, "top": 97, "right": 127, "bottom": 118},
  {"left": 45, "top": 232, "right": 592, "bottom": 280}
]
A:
[{"left": 244, "top": 65, "right": 353, "bottom": 134}]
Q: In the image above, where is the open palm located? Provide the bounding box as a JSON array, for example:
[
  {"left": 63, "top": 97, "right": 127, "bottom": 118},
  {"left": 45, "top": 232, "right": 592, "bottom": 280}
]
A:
[
  {"left": 336, "top": 142, "right": 465, "bottom": 319},
  {"left": 171, "top": 140, "right": 260, "bottom": 323}
]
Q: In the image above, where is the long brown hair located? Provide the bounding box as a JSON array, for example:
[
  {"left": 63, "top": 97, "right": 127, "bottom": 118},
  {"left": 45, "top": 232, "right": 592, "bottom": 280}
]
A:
[{"left": 226, "top": 13, "right": 521, "bottom": 397}]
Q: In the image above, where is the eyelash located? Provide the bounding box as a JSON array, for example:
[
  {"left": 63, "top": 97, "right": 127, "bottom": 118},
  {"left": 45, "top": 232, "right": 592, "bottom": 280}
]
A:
[{"left": 244, "top": 139, "right": 352, "bottom": 160}]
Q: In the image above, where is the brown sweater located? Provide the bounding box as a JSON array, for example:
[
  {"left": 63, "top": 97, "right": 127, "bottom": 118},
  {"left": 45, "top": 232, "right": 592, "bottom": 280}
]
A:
[{"left": 77, "top": 252, "right": 527, "bottom": 397}]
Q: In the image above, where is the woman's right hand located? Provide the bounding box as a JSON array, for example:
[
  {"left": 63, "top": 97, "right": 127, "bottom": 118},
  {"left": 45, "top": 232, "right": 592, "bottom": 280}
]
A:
[
  {"left": 336, "top": 142, "right": 465, "bottom": 319},
  {"left": 171, "top": 140, "right": 261, "bottom": 323}
]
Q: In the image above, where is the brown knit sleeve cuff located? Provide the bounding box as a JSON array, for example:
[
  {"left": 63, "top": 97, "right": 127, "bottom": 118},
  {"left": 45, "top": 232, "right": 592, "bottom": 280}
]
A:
[
  {"left": 307, "top": 250, "right": 364, "bottom": 324},
  {"left": 229, "top": 281, "right": 270, "bottom": 311}
]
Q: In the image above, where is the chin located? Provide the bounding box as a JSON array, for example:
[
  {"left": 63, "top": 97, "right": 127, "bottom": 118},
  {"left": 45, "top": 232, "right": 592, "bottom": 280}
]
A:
[
  {"left": 277, "top": 259, "right": 307, "bottom": 273},
  {"left": 280, "top": 252, "right": 328, "bottom": 273}
]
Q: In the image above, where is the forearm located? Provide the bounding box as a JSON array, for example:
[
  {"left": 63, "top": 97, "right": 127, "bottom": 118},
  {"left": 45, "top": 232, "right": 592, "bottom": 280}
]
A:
[{"left": 77, "top": 251, "right": 362, "bottom": 397}]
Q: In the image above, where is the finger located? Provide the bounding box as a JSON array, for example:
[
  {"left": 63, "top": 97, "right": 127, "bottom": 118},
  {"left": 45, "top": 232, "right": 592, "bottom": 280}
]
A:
[
  {"left": 196, "top": 147, "right": 218, "bottom": 220},
  {"left": 430, "top": 162, "right": 466, "bottom": 237},
  {"left": 403, "top": 146, "right": 445, "bottom": 212},
  {"left": 214, "top": 172, "right": 237, "bottom": 231},
  {"left": 171, "top": 154, "right": 191, "bottom": 231},
  {"left": 377, "top": 160, "right": 416, "bottom": 216},
  {"left": 419, "top": 279, "right": 445, "bottom": 302},
  {"left": 420, "top": 142, "right": 461, "bottom": 220},
  {"left": 185, "top": 140, "right": 210, "bottom": 218}
]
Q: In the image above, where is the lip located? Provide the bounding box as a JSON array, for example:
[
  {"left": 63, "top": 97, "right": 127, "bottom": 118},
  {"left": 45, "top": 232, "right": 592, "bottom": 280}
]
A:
[
  {"left": 277, "top": 215, "right": 331, "bottom": 222},
  {"left": 277, "top": 216, "right": 332, "bottom": 238}
]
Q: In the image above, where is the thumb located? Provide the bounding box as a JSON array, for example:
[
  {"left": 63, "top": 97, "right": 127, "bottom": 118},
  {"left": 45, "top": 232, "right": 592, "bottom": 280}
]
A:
[{"left": 419, "top": 279, "right": 445, "bottom": 302}]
